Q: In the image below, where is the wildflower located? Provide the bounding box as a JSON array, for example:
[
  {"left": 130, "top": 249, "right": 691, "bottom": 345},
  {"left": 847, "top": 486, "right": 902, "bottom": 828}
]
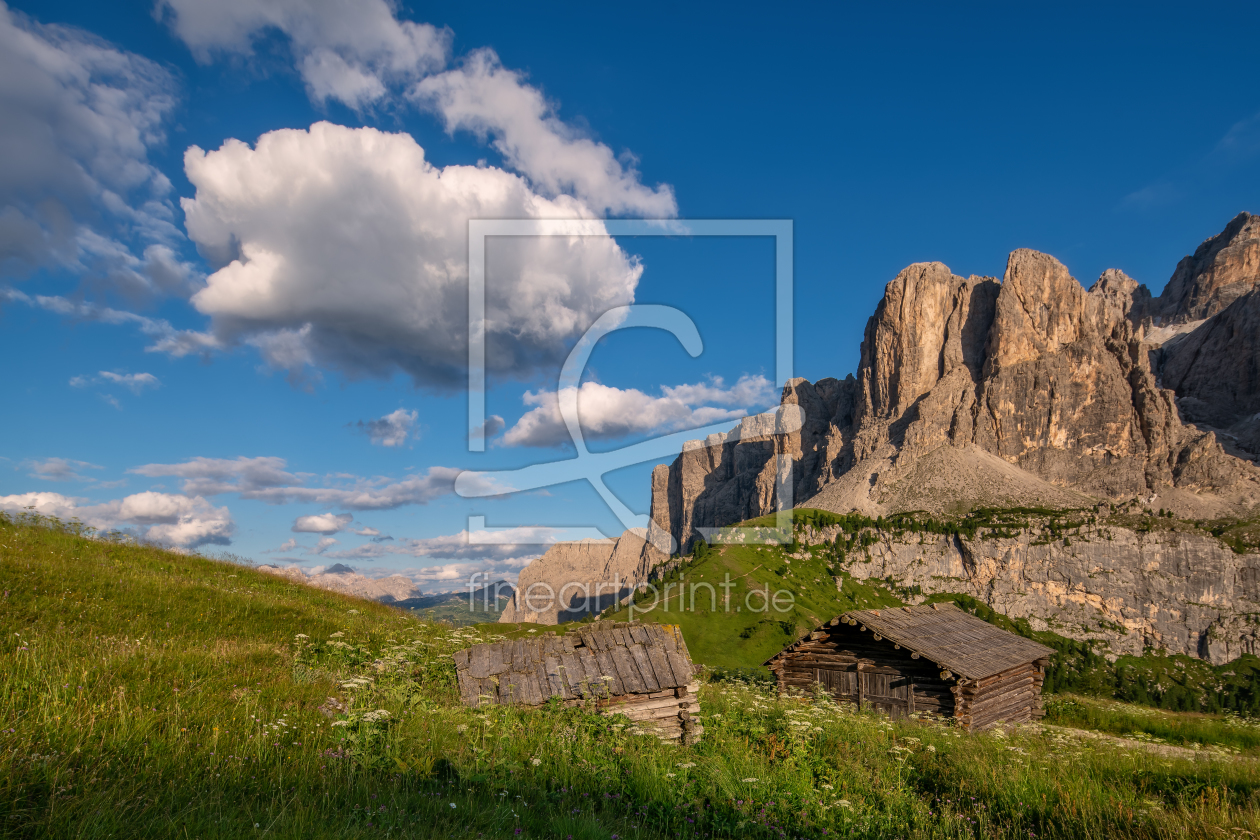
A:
[
  {"left": 821, "top": 784, "right": 833, "bottom": 790},
  {"left": 331, "top": 721, "right": 349, "bottom": 727},
  {"left": 295, "top": 634, "right": 309, "bottom": 639},
  {"left": 449, "top": 803, "right": 456, "bottom": 809},
  {"left": 676, "top": 762, "right": 695, "bottom": 768},
  {"left": 531, "top": 758, "right": 541, "bottom": 766},
  {"left": 742, "top": 778, "right": 758, "bottom": 783},
  {"left": 456, "top": 724, "right": 469, "bottom": 733},
  {"left": 926, "top": 744, "right": 936, "bottom": 752},
  {"left": 838, "top": 799, "right": 852, "bottom": 808}
]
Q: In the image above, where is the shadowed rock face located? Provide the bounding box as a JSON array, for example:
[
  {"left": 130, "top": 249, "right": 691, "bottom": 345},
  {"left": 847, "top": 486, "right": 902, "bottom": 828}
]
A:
[
  {"left": 1153, "top": 214, "right": 1260, "bottom": 458},
  {"left": 651, "top": 217, "right": 1260, "bottom": 553}
]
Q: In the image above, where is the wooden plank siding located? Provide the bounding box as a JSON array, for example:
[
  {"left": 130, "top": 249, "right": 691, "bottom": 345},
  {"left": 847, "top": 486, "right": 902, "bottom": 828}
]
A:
[
  {"left": 765, "top": 604, "right": 1052, "bottom": 731},
  {"left": 451, "top": 621, "right": 703, "bottom": 744}
]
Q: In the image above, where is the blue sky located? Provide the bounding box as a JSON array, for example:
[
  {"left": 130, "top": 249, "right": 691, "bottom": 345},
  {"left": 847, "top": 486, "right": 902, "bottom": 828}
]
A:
[{"left": 2, "top": 1, "right": 1259, "bottom": 589}]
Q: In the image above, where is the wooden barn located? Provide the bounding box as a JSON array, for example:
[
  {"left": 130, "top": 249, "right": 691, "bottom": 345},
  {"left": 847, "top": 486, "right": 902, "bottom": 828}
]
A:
[
  {"left": 452, "top": 621, "right": 703, "bottom": 744},
  {"left": 765, "top": 604, "right": 1053, "bottom": 730}
]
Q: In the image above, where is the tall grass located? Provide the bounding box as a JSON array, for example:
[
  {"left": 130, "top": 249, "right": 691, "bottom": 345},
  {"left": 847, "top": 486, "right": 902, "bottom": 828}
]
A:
[{"left": 2, "top": 513, "right": 1258, "bottom": 838}]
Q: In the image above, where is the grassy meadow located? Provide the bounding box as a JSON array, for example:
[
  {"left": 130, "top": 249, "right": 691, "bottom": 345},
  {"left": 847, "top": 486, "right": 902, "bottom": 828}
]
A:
[{"left": 3, "top": 511, "right": 1260, "bottom": 839}]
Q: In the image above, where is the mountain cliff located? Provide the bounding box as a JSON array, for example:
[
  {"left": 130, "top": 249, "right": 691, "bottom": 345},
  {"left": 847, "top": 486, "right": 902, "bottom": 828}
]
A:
[
  {"left": 650, "top": 212, "right": 1260, "bottom": 549},
  {"left": 506, "top": 213, "right": 1260, "bottom": 659}
]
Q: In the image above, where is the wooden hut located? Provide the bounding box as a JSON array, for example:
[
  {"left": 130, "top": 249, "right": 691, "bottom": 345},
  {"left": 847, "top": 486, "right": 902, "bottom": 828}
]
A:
[
  {"left": 452, "top": 621, "right": 703, "bottom": 744},
  {"left": 764, "top": 604, "right": 1052, "bottom": 730}
]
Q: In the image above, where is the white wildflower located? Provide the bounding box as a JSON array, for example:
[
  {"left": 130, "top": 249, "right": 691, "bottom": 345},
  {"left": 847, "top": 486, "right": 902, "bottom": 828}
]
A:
[
  {"left": 741, "top": 778, "right": 758, "bottom": 783},
  {"left": 531, "top": 758, "right": 541, "bottom": 766}
]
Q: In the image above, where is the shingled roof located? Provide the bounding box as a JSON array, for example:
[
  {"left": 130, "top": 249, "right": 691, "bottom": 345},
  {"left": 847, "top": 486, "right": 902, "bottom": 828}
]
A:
[
  {"left": 452, "top": 622, "right": 694, "bottom": 707},
  {"left": 770, "top": 603, "right": 1053, "bottom": 680}
]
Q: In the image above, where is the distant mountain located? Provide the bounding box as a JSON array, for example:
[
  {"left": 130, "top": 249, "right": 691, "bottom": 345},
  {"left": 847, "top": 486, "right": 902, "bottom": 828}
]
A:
[
  {"left": 396, "top": 580, "right": 515, "bottom": 626},
  {"left": 256, "top": 563, "right": 422, "bottom": 603}
]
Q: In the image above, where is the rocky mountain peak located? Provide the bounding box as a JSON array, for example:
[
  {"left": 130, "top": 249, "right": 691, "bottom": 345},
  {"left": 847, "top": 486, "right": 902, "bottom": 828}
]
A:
[
  {"left": 649, "top": 213, "right": 1260, "bottom": 555},
  {"left": 1156, "top": 211, "right": 1260, "bottom": 323}
]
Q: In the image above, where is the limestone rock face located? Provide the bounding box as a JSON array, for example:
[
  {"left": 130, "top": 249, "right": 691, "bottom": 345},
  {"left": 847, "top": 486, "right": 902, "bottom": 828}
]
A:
[
  {"left": 793, "top": 522, "right": 1260, "bottom": 665},
  {"left": 498, "top": 529, "right": 668, "bottom": 625},
  {"left": 651, "top": 214, "right": 1260, "bottom": 553}
]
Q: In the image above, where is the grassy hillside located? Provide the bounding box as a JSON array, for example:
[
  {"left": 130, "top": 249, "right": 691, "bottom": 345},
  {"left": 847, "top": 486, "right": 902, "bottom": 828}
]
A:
[
  {"left": 3, "top": 511, "right": 1260, "bottom": 839},
  {"left": 597, "top": 509, "right": 1260, "bottom": 713}
]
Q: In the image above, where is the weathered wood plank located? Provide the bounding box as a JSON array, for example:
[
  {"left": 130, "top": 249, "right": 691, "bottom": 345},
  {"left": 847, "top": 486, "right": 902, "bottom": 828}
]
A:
[
  {"left": 594, "top": 647, "right": 625, "bottom": 696},
  {"left": 611, "top": 644, "right": 647, "bottom": 693}
]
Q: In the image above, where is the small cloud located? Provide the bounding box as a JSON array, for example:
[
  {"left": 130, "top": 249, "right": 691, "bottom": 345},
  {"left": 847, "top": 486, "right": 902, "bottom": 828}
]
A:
[
  {"left": 100, "top": 394, "right": 122, "bottom": 410},
  {"left": 267, "top": 538, "right": 299, "bottom": 553},
  {"left": 292, "top": 512, "right": 354, "bottom": 535},
  {"left": 25, "top": 458, "right": 104, "bottom": 482},
  {"left": 353, "top": 408, "right": 418, "bottom": 447},
  {"left": 351, "top": 525, "right": 394, "bottom": 543},
  {"left": 500, "top": 374, "right": 774, "bottom": 448},
  {"left": 99, "top": 371, "right": 161, "bottom": 394},
  {"left": 309, "top": 536, "right": 339, "bottom": 555},
  {"left": 71, "top": 371, "right": 161, "bottom": 395}
]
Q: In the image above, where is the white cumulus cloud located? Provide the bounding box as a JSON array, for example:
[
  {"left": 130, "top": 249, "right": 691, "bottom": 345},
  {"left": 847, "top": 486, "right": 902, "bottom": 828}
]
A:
[
  {"left": 157, "top": 1, "right": 672, "bottom": 217},
  {"left": 181, "top": 122, "right": 643, "bottom": 386},
  {"left": 292, "top": 512, "right": 353, "bottom": 534},
  {"left": 0, "top": 489, "right": 234, "bottom": 548},
  {"left": 0, "top": 2, "right": 194, "bottom": 294},
  {"left": 129, "top": 455, "right": 512, "bottom": 511},
  {"left": 129, "top": 455, "right": 305, "bottom": 496},
  {"left": 413, "top": 49, "right": 675, "bottom": 217},
  {"left": 157, "top": 0, "right": 450, "bottom": 110},
  {"left": 501, "top": 374, "right": 776, "bottom": 448}
]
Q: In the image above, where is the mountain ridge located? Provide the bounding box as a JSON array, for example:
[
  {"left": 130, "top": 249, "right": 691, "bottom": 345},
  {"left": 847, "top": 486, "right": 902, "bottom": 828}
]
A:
[{"left": 505, "top": 213, "right": 1260, "bottom": 662}]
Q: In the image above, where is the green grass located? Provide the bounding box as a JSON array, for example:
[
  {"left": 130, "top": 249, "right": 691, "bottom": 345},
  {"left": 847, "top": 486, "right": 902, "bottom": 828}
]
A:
[
  {"left": 3, "top": 512, "right": 1260, "bottom": 839},
  {"left": 596, "top": 530, "right": 903, "bottom": 671},
  {"left": 595, "top": 509, "right": 1260, "bottom": 716},
  {"left": 1044, "top": 695, "right": 1260, "bottom": 756}
]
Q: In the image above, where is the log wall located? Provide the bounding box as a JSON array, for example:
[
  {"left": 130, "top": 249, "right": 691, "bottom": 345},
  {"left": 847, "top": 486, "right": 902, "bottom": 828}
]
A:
[
  {"left": 766, "top": 625, "right": 1048, "bottom": 731},
  {"left": 595, "top": 680, "right": 704, "bottom": 744}
]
